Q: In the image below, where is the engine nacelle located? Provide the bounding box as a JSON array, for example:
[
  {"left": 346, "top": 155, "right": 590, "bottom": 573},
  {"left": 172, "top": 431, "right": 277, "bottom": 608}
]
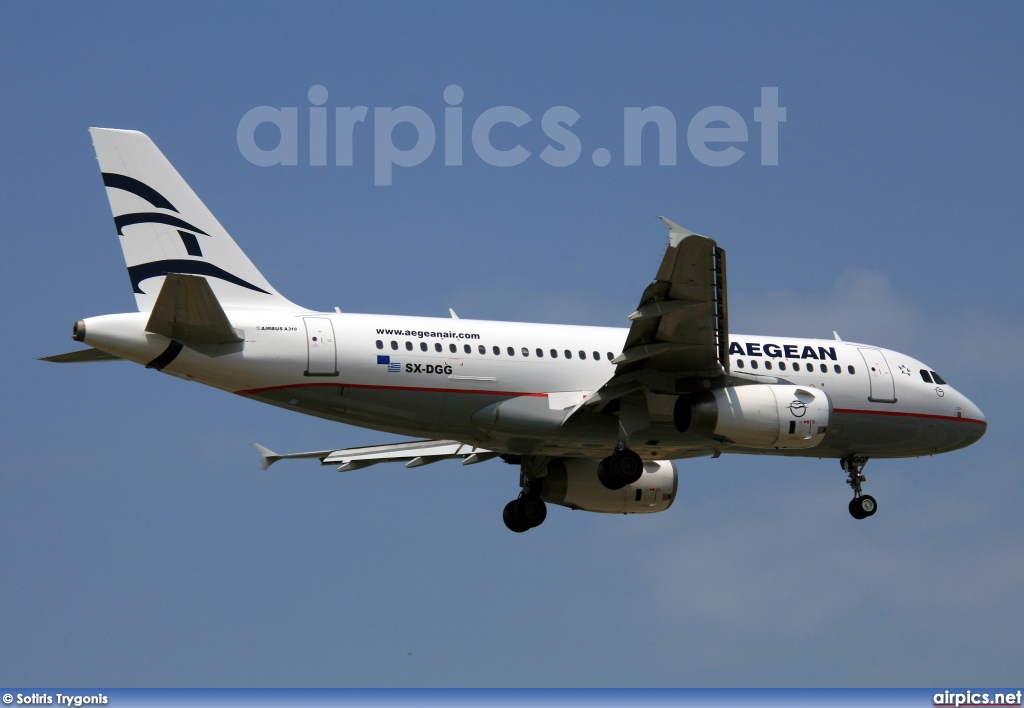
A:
[
  {"left": 674, "top": 384, "right": 831, "bottom": 449},
  {"left": 539, "top": 458, "right": 677, "bottom": 514}
]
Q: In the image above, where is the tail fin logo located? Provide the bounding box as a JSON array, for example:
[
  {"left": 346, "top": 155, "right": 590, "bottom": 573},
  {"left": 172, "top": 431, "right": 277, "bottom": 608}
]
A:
[
  {"left": 103, "top": 172, "right": 269, "bottom": 296},
  {"left": 102, "top": 172, "right": 178, "bottom": 211}
]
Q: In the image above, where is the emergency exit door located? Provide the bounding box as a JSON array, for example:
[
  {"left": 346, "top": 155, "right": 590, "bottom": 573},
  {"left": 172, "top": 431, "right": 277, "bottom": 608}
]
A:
[
  {"left": 857, "top": 347, "right": 896, "bottom": 403},
  {"left": 304, "top": 317, "right": 338, "bottom": 376}
]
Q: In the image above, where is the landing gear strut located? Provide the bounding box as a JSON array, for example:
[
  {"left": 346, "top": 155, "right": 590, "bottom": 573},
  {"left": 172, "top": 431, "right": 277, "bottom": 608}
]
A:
[
  {"left": 597, "top": 448, "right": 644, "bottom": 490},
  {"left": 842, "top": 455, "right": 877, "bottom": 520},
  {"left": 502, "top": 457, "right": 548, "bottom": 533}
]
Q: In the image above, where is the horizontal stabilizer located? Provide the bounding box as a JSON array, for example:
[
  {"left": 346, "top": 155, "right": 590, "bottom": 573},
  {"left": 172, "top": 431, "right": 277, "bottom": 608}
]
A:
[
  {"left": 39, "top": 348, "right": 123, "bottom": 363},
  {"left": 323, "top": 440, "right": 491, "bottom": 471},
  {"left": 146, "top": 273, "right": 243, "bottom": 345},
  {"left": 253, "top": 439, "right": 492, "bottom": 472},
  {"left": 252, "top": 443, "right": 334, "bottom": 470}
]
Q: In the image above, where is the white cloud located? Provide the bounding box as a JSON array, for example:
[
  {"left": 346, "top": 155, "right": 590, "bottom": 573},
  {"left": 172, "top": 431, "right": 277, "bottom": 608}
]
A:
[{"left": 731, "top": 268, "right": 1024, "bottom": 391}]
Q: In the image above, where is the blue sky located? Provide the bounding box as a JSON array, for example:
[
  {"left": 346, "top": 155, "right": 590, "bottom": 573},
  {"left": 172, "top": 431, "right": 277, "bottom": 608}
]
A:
[{"left": 1, "top": 1, "right": 1022, "bottom": 687}]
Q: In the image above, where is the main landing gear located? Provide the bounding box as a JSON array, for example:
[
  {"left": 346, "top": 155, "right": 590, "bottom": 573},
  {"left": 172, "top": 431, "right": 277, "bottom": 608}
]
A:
[
  {"left": 842, "top": 455, "right": 877, "bottom": 520},
  {"left": 502, "top": 494, "right": 547, "bottom": 533},
  {"left": 597, "top": 448, "right": 644, "bottom": 490},
  {"left": 503, "top": 456, "right": 548, "bottom": 533}
]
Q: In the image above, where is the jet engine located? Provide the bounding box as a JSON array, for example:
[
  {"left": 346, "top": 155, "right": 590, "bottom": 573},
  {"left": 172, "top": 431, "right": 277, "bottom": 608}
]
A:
[
  {"left": 674, "top": 384, "right": 831, "bottom": 449},
  {"left": 539, "top": 458, "right": 677, "bottom": 514}
]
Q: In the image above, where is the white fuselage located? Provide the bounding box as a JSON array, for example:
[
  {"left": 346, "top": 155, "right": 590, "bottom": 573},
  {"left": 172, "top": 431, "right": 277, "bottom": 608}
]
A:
[{"left": 80, "top": 310, "right": 987, "bottom": 461}]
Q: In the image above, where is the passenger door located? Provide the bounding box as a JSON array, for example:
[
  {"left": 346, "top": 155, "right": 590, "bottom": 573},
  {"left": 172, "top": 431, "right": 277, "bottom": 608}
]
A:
[
  {"left": 857, "top": 347, "right": 896, "bottom": 403},
  {"left": 304, "top": 317, "right": 338, "bottom": 376}
]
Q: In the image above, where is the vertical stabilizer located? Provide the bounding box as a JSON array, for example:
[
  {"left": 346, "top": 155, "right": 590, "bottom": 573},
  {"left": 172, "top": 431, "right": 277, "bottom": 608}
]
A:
[{"left": 89, "top": 128, "right": 301, "bottom": 312}]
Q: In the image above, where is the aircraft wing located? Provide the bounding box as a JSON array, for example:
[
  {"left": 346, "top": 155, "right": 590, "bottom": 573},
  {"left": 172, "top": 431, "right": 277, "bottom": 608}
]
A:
[
  {"left": 254, "top": 439, "right": 496, "bottom": 472},
  {"left": 576, "top": 217, "right": 729, "bottom": 410}
]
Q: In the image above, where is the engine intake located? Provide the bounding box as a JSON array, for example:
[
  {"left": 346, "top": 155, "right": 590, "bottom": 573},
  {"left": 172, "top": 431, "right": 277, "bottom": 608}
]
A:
[{"left": 674, "top": 384, "right": 831, "bottom": 449}]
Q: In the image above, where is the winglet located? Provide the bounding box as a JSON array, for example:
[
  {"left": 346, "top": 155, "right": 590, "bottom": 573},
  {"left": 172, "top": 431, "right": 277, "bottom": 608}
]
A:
[
  {"left": 658, "top": 216, "right": 699, "bottom": 247},
  {"left": 253, "top": 443, "right": 280, "bottom": 470},
  {"left": 449, "top": 308, "right": 459, "bottom": 319},
  {"left": 833, "top": 330, "right": 842, "bottom": 341}
]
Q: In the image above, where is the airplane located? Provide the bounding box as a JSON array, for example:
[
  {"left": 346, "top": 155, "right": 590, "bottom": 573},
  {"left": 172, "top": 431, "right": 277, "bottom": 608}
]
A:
[{"left": 43, "top": 128, "right": 987, "bottom": 533}]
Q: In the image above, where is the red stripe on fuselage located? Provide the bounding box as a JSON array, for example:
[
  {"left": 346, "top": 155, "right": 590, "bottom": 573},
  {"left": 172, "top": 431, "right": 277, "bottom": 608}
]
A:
[
  {"left": 833, "top": 407, "right": 986, "bottom": 425},
  {"left": 234, "top": 382, "right": 547, "bottom": 398}
]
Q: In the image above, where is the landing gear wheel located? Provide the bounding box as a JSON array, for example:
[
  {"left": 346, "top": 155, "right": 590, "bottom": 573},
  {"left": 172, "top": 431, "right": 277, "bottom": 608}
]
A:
[
  {"left": 849, "top": 494, "right": 878, "bottom": 520},
  {"left": 503, "top": 500, "right": 528, "bottom": 533},
  {"left": 848, "top": 497, "right": 866, "bottom": 520},
  {"left": 859, "top": 494, "right": 877, "bottom": 517},
  {"left": 514, "top": 495, "right": 547, "bottom": 529},
  {"left": 597, "top": 449, "right": 645, "bottom": 490}
]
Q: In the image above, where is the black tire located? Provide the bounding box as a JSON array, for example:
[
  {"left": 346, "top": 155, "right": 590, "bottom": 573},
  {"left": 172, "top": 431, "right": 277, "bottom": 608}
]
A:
[
  {"left": 598, "top": 450, "right": 645, "bottom": 490},
  {"left": 849, "top": 497, "right": 865, "bottom": 519},
  {"left": 503, "top": 500, "right": 528, "bottom": 532},
  {"left": 515, "top": 496, "right": 547, "bottom": 528},
  {"left": 851, "top": 495, "right": 876, "bottom": 518},
  {"left": 616, "top": 449, "right": 644, "bottom": 486},
  {"left": 859, "top": 494, "right": 878, "bottom": 517},
  {"left": 597, "top": 459, "right": 622, "bottom": 490}
]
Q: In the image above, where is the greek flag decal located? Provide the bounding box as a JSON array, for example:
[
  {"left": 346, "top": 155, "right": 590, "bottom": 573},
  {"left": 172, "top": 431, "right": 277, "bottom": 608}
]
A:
[{"left": 377, "top": 355, "right": 401, "bottom": 372}]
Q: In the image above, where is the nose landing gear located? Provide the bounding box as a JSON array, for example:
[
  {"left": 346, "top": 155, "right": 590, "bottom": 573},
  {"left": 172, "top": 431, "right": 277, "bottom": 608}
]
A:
[{"left": 842, "top": 455, "right": 877, "bottom": 519}]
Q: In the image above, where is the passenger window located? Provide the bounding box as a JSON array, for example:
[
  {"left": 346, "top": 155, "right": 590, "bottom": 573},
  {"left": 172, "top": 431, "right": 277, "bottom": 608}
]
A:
[
  {"left": 765, "top": 361, "right": 773, "bottom": 370},
  {"left": 737, "top": 359, "right": 744, "bottom": 368},
  {"left": 579, "top": 350, "right": 586, "bottom": 359},
  {"left": 834, "top": 364, "right": 841, "bottom": 374},
  {"left": 522, "top": 347, "right": 529, "bottom": 357},
  {"left": 751, "top": 360, "right": 759, "bottom": 370},
  {"left": 375, "top": 340, "right": 383, "bottom": 350},
  {"left": 391, "top": 341, "right": 398, "bottom": 350},
  {"left": 848, "top": 365, "right": 855, "bottom": 374},
  {"left": 565, "top": 350, "right": 572, "bottom": 359},
  {"left": 793, "top": 362, "right": 800, "bottom": 371},
  {"left": 420, "top": 342, "right": 428, "bottom": 352},
  {"left": 920, "top": 370, "right": 933, "bottom": 383},
  {"left": 493, "top": 346, "right": 500, "bottom": 355},
  {"left": 536, "top": 348, "right": 543, "bottom": 358},
  {"left": 592, "top": 351, "right": 599, "bottom": 361},
  {"left": 607, "top": 352, "right": 614, "bottom": 361},
  {"left": 778, "top": 361, "right": 786, "bottom": 371},
  {"left": 478, "top": 345, "right": 486, "bottom": 354},
  {"left": 405, "top": 341, "right": 413, "bottom": 351},
  {"left": 434, "top": 343, "right": 442, "bottom": 352},
  {"left": 550, "top": 349, "right": 558, "bottom": 358},
  {"left": 931, "top": 371, "right": 947, "bottom": 385},
  {"left": 507, "top": 347, "right": 515, "bottom": 356},
  {"left": 450, "top": 343, "right": 458, "bottom": 353},
  {"left": 820, "top": 363, "right": 827, "bottom": 373},
  {"left": 463, "top": 344, "right": 470, "bottom": 353}
]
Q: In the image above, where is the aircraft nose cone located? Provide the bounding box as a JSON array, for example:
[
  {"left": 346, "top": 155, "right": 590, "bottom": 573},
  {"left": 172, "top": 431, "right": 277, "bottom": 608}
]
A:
[{"left": 962, "top": 398, "right": 987, "bottom": 445}]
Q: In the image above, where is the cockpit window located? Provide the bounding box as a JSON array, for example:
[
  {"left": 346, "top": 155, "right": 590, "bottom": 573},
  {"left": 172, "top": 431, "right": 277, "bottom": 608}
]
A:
[
  {"left": 930, "top": 371, "right": 947, "bottom": 385},
  {"left": 920, "top": 370, "right": 933, "bottom": 384}
]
